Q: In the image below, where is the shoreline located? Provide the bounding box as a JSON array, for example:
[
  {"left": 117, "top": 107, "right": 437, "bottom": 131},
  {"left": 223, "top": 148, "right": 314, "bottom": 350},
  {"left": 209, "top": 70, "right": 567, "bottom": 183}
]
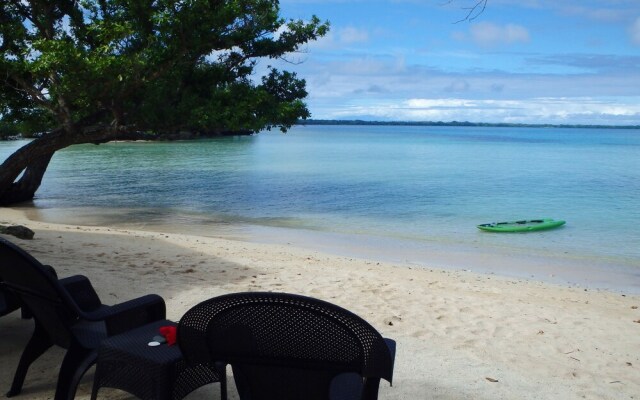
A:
[
  {"left": 242, "top": 224, "right": 640, "bottom": 294},
  {"left": 13, "top": 205, "right": 640, "bottom": 294},
  {"left": 1, "top": 207, "right": 639, "bottom": 399}
]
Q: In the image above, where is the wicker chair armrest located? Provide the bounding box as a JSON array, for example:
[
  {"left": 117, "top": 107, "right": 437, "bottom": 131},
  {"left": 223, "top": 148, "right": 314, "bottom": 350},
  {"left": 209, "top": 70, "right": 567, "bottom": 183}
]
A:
[
  {"left": 83, "top": 294, "right": 166, "bottom": 336},
  {"left": 383, "top": 338, "right": 396, "bottom": 382},
  {"left": 42, "top": 264, "right": 59, "bottom": 278},
  {"left": 361, "top": 339, "right": 395, "bottom": 400},
  {"left": 59, "top": 275, "right": 103, "bottom": 312}
]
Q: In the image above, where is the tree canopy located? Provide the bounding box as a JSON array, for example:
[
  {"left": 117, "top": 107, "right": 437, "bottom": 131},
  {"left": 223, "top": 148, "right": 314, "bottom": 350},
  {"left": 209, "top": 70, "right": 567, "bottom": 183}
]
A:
[{"left": 0, "top": 0, "right": 328, "bottom": 204}]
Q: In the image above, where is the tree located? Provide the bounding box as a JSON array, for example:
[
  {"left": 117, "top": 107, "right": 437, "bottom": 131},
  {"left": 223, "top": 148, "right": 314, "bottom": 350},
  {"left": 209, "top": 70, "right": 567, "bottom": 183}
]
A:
[{"left": 0, "top": 0, "right": 329, "bottom": 205}]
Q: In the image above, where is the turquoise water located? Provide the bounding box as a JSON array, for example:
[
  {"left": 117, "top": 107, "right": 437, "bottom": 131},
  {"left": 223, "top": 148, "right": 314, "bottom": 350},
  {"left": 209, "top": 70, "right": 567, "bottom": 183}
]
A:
[{"left": 1, "top": 125, "right": 639, "bottom": 291}]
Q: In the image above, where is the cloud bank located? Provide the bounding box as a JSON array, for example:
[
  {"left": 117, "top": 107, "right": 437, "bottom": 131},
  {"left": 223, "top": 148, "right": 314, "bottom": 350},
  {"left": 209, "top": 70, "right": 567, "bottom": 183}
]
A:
[
  {"left": 317, "top": 97, "right": 640, "bottom": 125},
  {"left": 276, "top": 0, "right": 640, "bottom": 125},
  {"left": 468, "top": 22, "right": 531, "bottom": 47}
]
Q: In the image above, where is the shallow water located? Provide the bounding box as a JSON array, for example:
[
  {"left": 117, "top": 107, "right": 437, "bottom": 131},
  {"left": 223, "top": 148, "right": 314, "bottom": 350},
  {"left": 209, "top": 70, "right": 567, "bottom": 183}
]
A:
[{"left": 2, "top": 125, "right": 639, "bottom": 291}]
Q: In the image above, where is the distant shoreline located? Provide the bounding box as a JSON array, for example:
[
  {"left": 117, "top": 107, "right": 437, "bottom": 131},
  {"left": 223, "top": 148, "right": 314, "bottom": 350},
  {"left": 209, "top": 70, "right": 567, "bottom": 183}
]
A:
[
  {"left": 298, "top": 119, "right": 640, "bottom": 129},
  {"left": 3, "top": 121, "right": 638, "bottom": 142}
]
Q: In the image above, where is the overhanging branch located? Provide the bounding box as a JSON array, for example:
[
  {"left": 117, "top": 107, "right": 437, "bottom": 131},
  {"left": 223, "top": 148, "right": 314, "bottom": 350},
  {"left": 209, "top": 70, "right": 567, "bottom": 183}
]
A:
[{"left": 443, "top": 0, "right": 488, "bottom": 23}]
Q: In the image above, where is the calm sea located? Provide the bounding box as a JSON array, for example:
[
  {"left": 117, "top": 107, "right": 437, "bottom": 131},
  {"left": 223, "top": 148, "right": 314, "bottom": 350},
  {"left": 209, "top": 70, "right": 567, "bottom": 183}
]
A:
[{"left": 2, "top": 125, "right": 639, "bottom": 292}]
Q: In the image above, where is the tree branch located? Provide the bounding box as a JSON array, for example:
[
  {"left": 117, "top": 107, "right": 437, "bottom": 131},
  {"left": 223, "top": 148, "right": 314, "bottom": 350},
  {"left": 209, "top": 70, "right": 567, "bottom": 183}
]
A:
[
  {"left": 444, "top": 0, "right": 488, "bottom": 23},
  {"left": 3, "top": 72, "right": 53, "bottom": 111}
]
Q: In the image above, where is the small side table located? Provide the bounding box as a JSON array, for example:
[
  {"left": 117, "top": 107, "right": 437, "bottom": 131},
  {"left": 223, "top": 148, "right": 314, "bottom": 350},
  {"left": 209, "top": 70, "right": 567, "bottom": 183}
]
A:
[{"left": 91, "top": 320, "right": 226, "bottom": 400}]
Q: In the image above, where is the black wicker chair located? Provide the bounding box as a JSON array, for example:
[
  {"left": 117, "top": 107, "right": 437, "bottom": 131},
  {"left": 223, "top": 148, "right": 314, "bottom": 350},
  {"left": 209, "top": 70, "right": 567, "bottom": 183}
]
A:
[
  {"left": 178, "top": 292, "right": 396, "bottom": 400},
  {"left": 0, "top": 237, "right": 167, "bottom": 400}
]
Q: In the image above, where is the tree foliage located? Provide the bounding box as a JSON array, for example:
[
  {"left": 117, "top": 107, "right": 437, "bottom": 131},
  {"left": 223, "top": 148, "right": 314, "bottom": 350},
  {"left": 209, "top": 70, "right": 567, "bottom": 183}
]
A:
[{"left": 0, "top": 0, "right": 328, "bottom": 204}]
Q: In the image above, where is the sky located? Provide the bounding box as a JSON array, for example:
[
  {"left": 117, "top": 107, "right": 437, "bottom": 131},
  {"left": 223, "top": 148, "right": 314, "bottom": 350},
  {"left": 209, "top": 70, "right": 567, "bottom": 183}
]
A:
[{"left": 267, "top": 0, "right": 640, "bottom": 125}]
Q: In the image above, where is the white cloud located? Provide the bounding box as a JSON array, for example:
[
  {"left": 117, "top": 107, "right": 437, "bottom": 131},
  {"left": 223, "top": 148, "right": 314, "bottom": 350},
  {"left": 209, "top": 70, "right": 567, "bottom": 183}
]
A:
[
  {"left": 339, "top": 26, "right": 369, "bottom": 44},
  {"left": 319, "top": 97, "right": 640, "bottom": 125},
  {"left": 306, "top": 31, "right": 337, "bottom": 50},
  {"left": 305, "top": 26, "right": 369, "bottom": 51},
  {"left": 630, "top": 17, "right": 640, "bottom": 46},
  {"left": 469, "top": 22, "right": 531, "bottom": 47},
  {"left": 405, "top": 99, "right": 475, "bottom": 108},
  {"left": 306, "top": 34, "right": 348, "bottom": 54}
]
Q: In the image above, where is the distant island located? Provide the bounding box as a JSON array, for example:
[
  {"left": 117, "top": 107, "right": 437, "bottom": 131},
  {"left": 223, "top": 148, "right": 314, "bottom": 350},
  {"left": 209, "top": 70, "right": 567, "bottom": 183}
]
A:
[{"left": 298, "top": 119, "right": 640, "bottom": 129}]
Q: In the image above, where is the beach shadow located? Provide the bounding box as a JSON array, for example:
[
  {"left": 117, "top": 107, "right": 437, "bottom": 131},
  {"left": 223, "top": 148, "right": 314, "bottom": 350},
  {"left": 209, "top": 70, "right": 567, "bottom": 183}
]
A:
[{"left": 0, "top": 230, "right": 257, "bottom": 399}]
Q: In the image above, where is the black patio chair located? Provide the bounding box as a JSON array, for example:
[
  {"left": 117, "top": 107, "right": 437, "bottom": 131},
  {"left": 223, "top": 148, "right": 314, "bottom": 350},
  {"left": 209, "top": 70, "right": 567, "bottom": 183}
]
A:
[
  {"left": 178, "top": 292, "right": 396, "bottom": 400},
  {"left": 0, "top": 237, "right": 167, "bottom": 400}
]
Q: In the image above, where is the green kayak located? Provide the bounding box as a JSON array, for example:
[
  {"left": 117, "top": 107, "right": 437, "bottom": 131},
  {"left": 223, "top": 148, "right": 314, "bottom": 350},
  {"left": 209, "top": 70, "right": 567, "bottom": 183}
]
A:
[{"left": 477, "top": 218, "right": 566, "bottom": 233}]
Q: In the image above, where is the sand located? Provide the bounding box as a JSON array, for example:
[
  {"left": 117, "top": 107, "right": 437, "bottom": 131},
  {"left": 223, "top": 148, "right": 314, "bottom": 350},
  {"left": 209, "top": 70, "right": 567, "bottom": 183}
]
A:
[{"left": 1, "top": 207, "right": 639, "bottom": 400}]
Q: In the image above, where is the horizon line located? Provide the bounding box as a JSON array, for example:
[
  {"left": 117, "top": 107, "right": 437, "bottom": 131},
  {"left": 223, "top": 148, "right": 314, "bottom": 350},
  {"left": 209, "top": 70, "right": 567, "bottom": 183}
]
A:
[{"left": 297, "top": 119, "right": 640, "bottom": 129}]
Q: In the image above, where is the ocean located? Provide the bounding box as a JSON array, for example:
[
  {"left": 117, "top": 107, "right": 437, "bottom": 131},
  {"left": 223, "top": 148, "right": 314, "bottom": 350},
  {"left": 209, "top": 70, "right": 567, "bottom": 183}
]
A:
[{"left": 2, "top": 125, "right": 639, "bottom": 292}]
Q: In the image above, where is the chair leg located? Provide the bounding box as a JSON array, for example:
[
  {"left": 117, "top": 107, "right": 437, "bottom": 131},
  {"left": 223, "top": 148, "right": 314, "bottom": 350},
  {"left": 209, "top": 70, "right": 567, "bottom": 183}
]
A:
[
  {"left": 218, "top": 363, "right": 228, "bottom": 400},
  {"left": 53, "top": 345, "right": 97, "bottom": 400},
  {"left": 90, "top": 373, "right": 100, "bottom": 400},
  {"left": 7, "top": 322, "right": 53, "bottom": 397},
  {"left": 20, "top": 306, "right": 32, "bottom": 319}
]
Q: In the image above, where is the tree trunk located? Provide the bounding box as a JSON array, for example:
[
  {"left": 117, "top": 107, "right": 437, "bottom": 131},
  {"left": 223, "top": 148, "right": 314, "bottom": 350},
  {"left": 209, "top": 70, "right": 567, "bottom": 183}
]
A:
[
  {"left": 0, "top": 124, "right": 117, "bottom": 206},
  {"left": 0, "top": 152, "right": 54, "bottom": 205},
  {"left": 0, "top": 131, "right": 68, "bottom": 205}
]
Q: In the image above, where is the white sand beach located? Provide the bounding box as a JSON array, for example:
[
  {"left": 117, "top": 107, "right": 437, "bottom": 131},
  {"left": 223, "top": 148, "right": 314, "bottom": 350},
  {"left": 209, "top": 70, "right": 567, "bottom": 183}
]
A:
[{"left": 1, "top": 207, "right": 639, "bottom": 400}]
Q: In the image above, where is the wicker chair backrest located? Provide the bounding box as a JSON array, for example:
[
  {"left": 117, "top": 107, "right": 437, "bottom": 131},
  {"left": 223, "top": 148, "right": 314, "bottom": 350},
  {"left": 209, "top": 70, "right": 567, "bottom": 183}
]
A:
[
  {"left": 178, "top": 292, "right": 393, "bottom": 399},
  {"left": 1, "top": 283, "right": 22, "bottom": 316},
  {"left": 0, "top": 238, "right": 76, "bottom": 346}
]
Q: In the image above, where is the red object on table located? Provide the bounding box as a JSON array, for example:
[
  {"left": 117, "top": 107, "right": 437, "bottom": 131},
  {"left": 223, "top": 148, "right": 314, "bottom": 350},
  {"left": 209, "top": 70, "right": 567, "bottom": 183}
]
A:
[{"left": 159, "top": 326, "right": 177, "bottom": 346}]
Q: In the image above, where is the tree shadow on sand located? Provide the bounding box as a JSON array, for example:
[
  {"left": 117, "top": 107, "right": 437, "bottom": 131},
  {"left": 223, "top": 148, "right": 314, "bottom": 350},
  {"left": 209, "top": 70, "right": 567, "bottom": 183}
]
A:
[{"left": 0, "top": 230, "right": 258, "bottom": 399}]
